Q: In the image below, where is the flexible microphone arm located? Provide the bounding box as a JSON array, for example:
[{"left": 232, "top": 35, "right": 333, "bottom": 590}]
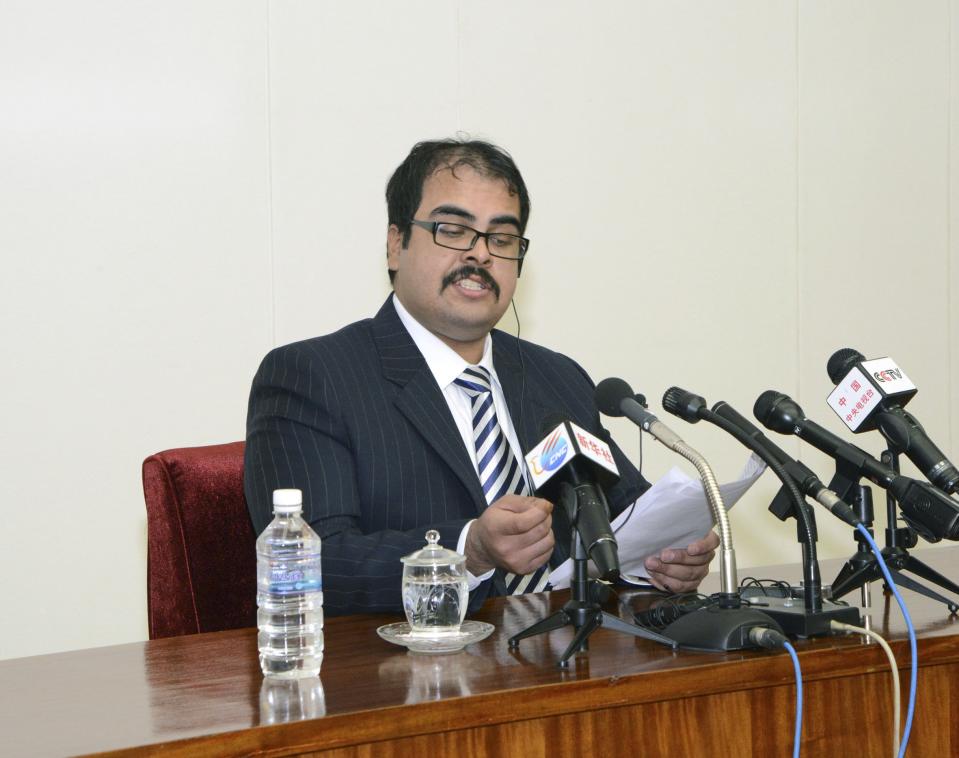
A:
[
  {"left": 707, "top": 401, "right": 862, "bottom": 527},
  {"left": 596, "top": 378, "right": 736, "bottom": 597},
  {"left": 662, "top": 387, "right": 824, "bottom": 612}
]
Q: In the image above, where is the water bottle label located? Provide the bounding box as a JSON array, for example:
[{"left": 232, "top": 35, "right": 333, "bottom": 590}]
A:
[{"left": 269, "top": 565, "right": 322, "bottom": 594}]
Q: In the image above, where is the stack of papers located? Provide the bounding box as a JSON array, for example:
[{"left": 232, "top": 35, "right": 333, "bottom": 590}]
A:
[{"left": 548, "top": 454, "right": 766, "bottom": 588}]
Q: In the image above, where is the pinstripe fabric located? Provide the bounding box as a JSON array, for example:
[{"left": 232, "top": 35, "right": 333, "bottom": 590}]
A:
[
  {"left": 454, "top": 366, "right": 550, "bottom": 594},
  {"left": 244, "top": 296, "right": 649, "bottom": 617}
]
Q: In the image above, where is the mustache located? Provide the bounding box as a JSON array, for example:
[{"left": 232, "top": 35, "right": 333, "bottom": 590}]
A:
[{"left": 440, "top": 266, "right": 501, "bottom": 300}]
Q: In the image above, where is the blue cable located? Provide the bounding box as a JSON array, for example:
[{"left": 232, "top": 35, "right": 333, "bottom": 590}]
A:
[
  {"left": 855, "top": 523, "right": 917, "bottom": 758},
  {"left": 782, "top": 640, "right": 802, "bottom": 758}
]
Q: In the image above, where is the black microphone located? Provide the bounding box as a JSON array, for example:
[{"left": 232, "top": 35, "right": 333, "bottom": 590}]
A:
[
  {"left": 707, "top": 399, "right": 861, "bottom": 527},
  {"left": 661, "top": 387, "right": 860, "bottom": 528},
  {"left": 595, "top": 377, "right": 684, "bottom": 448},
  {"left": 662, "top": 386, "right": 826, "bottom": 614},
  {"left": 826, "top": 348, "right": 959, "bottom": 494},
  {"left": 524, "top": 416, "right": 620, "bottom": 580},
  {"left": 754, "top": 390, "right": 959, "bottom": 542}
]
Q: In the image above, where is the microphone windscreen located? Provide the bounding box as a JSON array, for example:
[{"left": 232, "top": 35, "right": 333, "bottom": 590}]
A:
[
  {"left": 826, "top": 347, "right": 865, "bottom": 384},
  {"left": 595, "top": 377, "right": 634, "bottom": 417},
  {"left": 754, "top": 390, "right": 806, "bottom": 434},
  {"left": 753, "top": 390, "right": 782, "bottom": 426},
  {"left": 662, "top": 386, "right": 707, "bottom": 423}
]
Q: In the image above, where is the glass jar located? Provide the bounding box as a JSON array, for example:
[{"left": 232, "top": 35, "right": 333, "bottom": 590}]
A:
[{"left": 401, "top": 530, "right": 468, "bottom": 636}]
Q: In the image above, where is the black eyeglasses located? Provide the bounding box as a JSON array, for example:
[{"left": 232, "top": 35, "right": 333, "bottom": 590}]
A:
[{"left": 410, "top": 220, "right": 529, "bottom": 261}]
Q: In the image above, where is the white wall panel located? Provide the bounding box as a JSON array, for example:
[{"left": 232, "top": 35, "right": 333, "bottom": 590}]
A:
[
  {"left": 798, "top": 0, "right": 952, "bottom": 561},
  {"left": 267, "top": 0, "right": 460, "bottom": 346},
  {"left": 0, "top": 0, "right": 271, "bottom": 659},
  {"left": 458, "top": 1, "right": 799, "bottom": 566},
  {"left": 951, "top": 0, "right": 959, "bottom": 491}
]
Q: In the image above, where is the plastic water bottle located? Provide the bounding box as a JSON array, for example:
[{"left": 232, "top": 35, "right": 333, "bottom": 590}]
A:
[{"left": 257, "top": 489, "right": 323, "bottom": 678}]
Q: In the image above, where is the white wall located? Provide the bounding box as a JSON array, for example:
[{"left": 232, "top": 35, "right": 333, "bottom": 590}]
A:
[{"left": 1, "top": 0, "right": 957, "bottom": 660}]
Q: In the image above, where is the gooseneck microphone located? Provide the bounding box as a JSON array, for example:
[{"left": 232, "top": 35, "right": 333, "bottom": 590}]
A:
[
  {"left": 595, "top": 377, "right": 737, "bottom": 597},
  {"left": 662, "top": 387, "right": 824, "bottom": 613},
  {"left": 754, "top": 390, "right": 959, "bottom": 542},
  {"left": 705, "top": 399, "right": 861, "bottom": 527},
  {"left": 662, "top": 388, "right": 811, "bottom": 521},
  {"left": 524, "top": 416, "right": 620, "bottom": 580},
  {"left": 826, "top": 348, "right": 959, "bottom": 494}
]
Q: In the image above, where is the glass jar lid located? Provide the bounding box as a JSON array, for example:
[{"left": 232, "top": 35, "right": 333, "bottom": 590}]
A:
[{"left": 401, "top": 530, "right": 465, "bottom": 568}]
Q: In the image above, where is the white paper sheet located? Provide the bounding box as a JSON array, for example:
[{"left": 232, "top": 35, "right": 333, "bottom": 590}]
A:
[{"left": 547, "top": 453, "right": 767, "bottom": 589}]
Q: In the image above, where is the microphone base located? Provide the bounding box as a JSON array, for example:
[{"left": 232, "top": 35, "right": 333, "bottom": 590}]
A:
[
  {"left": 831, "top": 544, "right": 959, "bottom": 615},
  {"left": 738, "top": 589, "right": 861, "bottom": 638},
  {"left": 507, "top": 585, "right": 680, "bottom": 667},
  {"left": 659, "top": 607, "right": 783, "bottom": 652},
  {"left": 507, "top": 511, "right": 680, "bottom": 667}
]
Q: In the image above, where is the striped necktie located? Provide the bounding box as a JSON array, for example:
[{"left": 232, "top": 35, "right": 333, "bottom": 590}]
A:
[{"left": 453, "top": 366, "right": 550, "bottom": 594}]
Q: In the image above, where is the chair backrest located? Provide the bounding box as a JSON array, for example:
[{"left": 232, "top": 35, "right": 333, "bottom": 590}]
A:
[{"left": 142, "top": 441, "right": 256, "bottom": 639}]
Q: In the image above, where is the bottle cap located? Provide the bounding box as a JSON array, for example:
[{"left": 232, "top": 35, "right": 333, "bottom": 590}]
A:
[{"left": 272, "top": 488, "right": 303, "bottom": 513}]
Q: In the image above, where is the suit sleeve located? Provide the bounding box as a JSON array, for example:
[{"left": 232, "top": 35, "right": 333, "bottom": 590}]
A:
[{"left": 244, "top": 344, "right": 492, "bottom": 616}]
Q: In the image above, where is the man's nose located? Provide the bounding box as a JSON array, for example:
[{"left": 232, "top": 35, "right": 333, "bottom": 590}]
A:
[{"left": 460, "top": 234, "right": 493, "bottom": 266}]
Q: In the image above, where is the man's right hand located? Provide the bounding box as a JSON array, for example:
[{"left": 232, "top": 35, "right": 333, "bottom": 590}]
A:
[{"left": 464, "top": 495, "right": 554, "bottom": 576}]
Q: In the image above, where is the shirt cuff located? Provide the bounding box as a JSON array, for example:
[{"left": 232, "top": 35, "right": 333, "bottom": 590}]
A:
[{"left": 458, "top": 519, "right": 494, "bottom": 590}]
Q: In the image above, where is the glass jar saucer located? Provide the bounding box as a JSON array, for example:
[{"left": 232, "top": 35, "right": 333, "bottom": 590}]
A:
[{"left": 376, "top": 620, "right": 494, "bottom": 654}]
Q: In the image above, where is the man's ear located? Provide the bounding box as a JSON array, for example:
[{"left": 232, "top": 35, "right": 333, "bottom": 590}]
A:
[{"left": 386, "top": 224, "right": 403, "bottom": 274}]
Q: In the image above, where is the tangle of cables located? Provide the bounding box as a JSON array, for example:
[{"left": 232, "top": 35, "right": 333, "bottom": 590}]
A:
[{"left": 632, "top": 592, "right": 720, "bottom": 630}]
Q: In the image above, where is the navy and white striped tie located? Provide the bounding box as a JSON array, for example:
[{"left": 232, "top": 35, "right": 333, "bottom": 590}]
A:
[{"left": 454, "top": 366, "right": 550, "bottom": 594}]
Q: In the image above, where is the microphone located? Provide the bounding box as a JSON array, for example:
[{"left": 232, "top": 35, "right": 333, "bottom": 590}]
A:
[
  {"left": 598, "top": 379, "right": 802, "bottom": 648},
  {"left": 754, "top": 390, "right": 959, "bottom": 542},
  {"left": 826, "top": 348, "right": 959, "bottom": 494},
  {"left": 704, "top": 397, "right": 860, "bottom": 527},
  {"left": 595, "top": 377, "right": 685, "bottom": 449},
  {"left": 524, "top": 416, "right": 620, "bottom": 580},
  {"left": 663, "top": 387, "right": 859, "bottom": 527},
  {"left": 596, "top": 377, "right": 738, "bottom": 597},
  {"left": 662, "top": 386, "right": 828, "bottom": 614}
]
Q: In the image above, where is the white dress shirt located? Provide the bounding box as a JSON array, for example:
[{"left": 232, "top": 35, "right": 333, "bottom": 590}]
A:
[{"left": 392, "top": 294, "right": 531, "bottom": 589}]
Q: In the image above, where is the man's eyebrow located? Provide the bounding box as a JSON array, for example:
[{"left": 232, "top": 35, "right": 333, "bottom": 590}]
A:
[
  {"left": 428, "top": 206, "right": 521, "bottom": 230},
  {"left": 429, "top": 205, "right": 475, "bottom": 222},
  {"left": 489, "top": 214, "right": 521, "bottom": 229}
]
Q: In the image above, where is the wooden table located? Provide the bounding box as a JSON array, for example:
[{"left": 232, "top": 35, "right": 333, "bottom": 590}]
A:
[{"left": 3, "top": 549, "right": 959, "bottom": 757}]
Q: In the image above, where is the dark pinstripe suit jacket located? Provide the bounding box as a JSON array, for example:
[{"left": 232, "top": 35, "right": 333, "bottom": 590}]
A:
[{"left": 244, "top": 297, "right": 649, "bottom": 616}]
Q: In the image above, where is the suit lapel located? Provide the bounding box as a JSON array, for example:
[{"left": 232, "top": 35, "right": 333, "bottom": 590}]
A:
[
  {"left": 492, "top": 333, "right": 547, "bottom": 452},
  {"left": 492, "top": 332, "right": 573, "bottom": 566},
  {"left": 372, "top": 297, "right": 487, "bottom": 513}
]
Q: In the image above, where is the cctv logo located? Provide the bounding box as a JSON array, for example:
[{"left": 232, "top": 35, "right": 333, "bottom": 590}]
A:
[{"left": 873, "top": 369, "right": 903, "bottom": 383}]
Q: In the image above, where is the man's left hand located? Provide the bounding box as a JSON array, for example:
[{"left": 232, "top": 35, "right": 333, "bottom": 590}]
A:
[{"left": 643, "top": 530, "right": 719, "bottom": 594}]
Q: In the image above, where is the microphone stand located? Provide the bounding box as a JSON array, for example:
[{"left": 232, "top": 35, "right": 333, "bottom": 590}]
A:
[
  {"left": 508, "top": 485, "right": 677, "bottom": 668},
  {"left": 829, "top": 450, "right": 959, "bottom": 614}
]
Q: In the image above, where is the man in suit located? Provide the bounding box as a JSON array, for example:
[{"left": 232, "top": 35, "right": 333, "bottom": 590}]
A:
[{"left": 245, "top": 138, "right": 718, "bottom": 616}]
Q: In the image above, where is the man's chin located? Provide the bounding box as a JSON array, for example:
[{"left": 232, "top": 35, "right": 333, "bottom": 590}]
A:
[{"left": 440, "top": 313, "right": 507, "bottom": 342}]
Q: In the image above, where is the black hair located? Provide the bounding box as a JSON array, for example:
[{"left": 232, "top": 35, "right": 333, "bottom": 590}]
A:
[{"left": 385, "top": 138, "right": 531, "bottom": 284}]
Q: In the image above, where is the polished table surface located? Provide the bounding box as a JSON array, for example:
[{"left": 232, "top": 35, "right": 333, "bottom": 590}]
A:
[{"left": 3, "top": 548, "right": 959, "bottom": 756}]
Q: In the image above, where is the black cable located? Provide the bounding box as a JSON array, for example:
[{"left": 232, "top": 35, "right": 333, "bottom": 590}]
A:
[
  {"left": 739, "top": 577, "right": 795, "bottom": 599},
  {"left": 633, "top": 592, "right": 717, "bottom": 630},
  {"left": 510, "top": 298, "right": 529, "bottom": 490},
  {"left": 612, "top": 417, "right": 644, "bottom": 538}
]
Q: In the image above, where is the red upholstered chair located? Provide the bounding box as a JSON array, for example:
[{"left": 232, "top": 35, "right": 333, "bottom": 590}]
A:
[{"left": 142, "top": 441, "right": 257, "bottom": 639}]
